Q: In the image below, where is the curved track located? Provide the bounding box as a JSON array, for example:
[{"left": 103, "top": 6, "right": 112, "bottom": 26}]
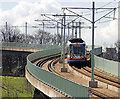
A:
[
  {"left": 72, "top": 66, "right": 120, "bottom": 88},
  {"left": 71, "top": 66, "right": 119, "bottom": 98},
  {"left": 83, "top": 66, "right": 120, "bottom": 85},
  {"left": 33, "top": 54, "right": 119, "bottom": 98}
]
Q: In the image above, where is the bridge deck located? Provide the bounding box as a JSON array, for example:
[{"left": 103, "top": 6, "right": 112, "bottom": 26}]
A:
[
  {"left": 1, "top": 47, "right": 43, "bottom": 52},
  {"left": 33, "top": 57, "right": 119, "bottom": 97},
  {"left": 54, "top": 59, "right": 119, "bottom": 97}
]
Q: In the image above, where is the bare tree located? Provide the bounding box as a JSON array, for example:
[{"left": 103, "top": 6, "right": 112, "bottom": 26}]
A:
[
  {"left": 0, "top": 24, "right": 25, "bottom": 42},
  {"left": 27, "top": 35, "right": 35, "bottom": 44},
  {"left": 34, "top": 29, "right": 57, "bottom": 45},
  {"left": 114, "top": 40, "right": 120, "bottom": 51}
]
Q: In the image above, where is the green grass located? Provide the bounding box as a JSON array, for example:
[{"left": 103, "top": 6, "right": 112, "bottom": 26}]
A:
[{"left": 1, "top": 76, "right": 35, "bottom": 97}]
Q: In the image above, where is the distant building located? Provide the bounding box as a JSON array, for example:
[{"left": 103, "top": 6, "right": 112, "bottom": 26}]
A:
[
  {"left": 102, "top": 48, "right": 118, "bottom": 61},
  {"left": 118, "top": 46, "right": 120, "bottom": 62},
  {"left": 106, "top": 48, "right": 117, "bottom": 54}
]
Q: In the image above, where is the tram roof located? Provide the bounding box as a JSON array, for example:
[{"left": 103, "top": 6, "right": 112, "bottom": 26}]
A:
[{"left": 69, "top": 38, "right": 84, "bottom": 43}]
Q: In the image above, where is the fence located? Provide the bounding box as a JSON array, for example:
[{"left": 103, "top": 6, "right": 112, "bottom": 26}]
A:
[
  {"left": 3, "top": 42, "right": 119, "bottom": 96},
  {"left": 27, "top": 47, "right": 89, "bottom": 97},
  {"left": 2, "top": 42, "right": 59, "bottom": 50},
  {"left": 2, "top": 42, "right": 119, "bottom": 77},
  {"left": 87, "top": 45, "right": 102, "bottom": 55},
  {"left": 91, "top": 46, "right": 120, "bottom": 77},
  {"left": 94, "top": 55, "right": 119, "bottom": 76}
]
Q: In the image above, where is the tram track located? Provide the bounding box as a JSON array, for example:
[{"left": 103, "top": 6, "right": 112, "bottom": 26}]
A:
[
  {"left": 50, "top": 58, "right": 116, "bottom": 98},
  {"left": 35, "top": 54, "right": 64, "bottom": 76},
  {"left": 34, "top": 54, "right": 67, "bottom": 97},
  {"left": 36, "top": 54, "right": 60, "bottom": 67},
  {"left": 83, "top": 66, "right": 120, "bottom": 85},
  {"left": 92, "top": 89, "right": 113, "bottom": 98},
  {"left": 71, "top": 66, "right": 119, "bottom": 98},
  {"left": 40, "top": 56, "right": 116, "bottom": 98},
  {"left": 33, "top": 53, "right": 119, "bottom": 98},
  {"left": 79, "top": 67, "right": 120, "bottom": 88}
]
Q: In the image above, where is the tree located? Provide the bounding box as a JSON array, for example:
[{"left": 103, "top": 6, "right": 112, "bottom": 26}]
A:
[
  {"left": 0, "top": 24, "right": 25, "bottom": 42},
  {"left": 34, "top": 29, "right": 57, "bottom": 45},
  {"left": 114, "top": 40, "right": 120, "bottom": 51},
  {"left": 57, "top": 34, "right": 62, "bottom": 45},
  {"left": 27, "top": 35, "right": 35, "bottom": 44}
]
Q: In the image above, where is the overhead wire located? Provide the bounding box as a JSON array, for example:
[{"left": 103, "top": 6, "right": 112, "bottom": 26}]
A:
[
  {"left": 83, "top": 1, "right": 117, "bottom": 17},
  {"left": 59, "top": 1, "right": 117, "bottom": 28},
  {"left": 66, "top": 1, "right": 118, "bottom": 26},
  {"left": 97, "top": 2, "right": 113, "bottom": 9}
]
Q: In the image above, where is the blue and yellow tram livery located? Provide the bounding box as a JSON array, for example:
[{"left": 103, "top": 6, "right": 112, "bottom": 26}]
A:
[{"left": 67, "top": 38, "right": 87, "bottom": 66}]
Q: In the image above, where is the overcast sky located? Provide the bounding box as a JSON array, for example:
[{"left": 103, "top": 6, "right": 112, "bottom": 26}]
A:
[{"left": 0, "top": 0, "right": 119, "bottom": 47}]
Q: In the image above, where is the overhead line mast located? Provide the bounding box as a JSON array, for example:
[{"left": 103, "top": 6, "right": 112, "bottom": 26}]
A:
[
  {"left": 62, "top": 1, "right": 117, "bottom": 88},
  {"left": 35, "top": 1, "right": 116, "bottom": 76}
]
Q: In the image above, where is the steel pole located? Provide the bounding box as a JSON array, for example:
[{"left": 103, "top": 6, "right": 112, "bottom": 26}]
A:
[
  {"left": 5, "top": 22, "right": 8, "bottom": 42},
  {"left": 42, "top": 22, "right": 44, "bottom": 44},
  {"left": 61, "top": 19, "right": 63, "bottom": 60},
  {"left": 57, "top": 22, "right": 59, "bottom": 45},
  {"left": 61, "top": 13, "right": 67, "bottom": 72},
  {"left": 25, "top": 22, "right": 27, "bottom": 43},
  {"left": 75, "top": 22, "right": 77, "bottom": 38},
  {"left": 89, "top": 1, "right": 98, "bottom": 88},
  {"left": 63, "top": 13, "right": 66, "bottom": 69},
  {"left": 79, "top": 21, "right": 81, "bottom": 38},
  {"left": 91, "top": 1, "right": 95, "bottom": 81},
  {"left": 72, "top": 21, "right": 74, "bottom": 39},
  {"left": 68, "top": 23, "right": 70, "bottom": 40}
]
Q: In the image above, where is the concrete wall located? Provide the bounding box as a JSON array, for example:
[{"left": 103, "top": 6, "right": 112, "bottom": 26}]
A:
[
  {"left": 25, "top": 67, "right": 66, "bottom": 98},
  {"left": 95, "top": 55, "right": 120, "bottom": 77},
  {"left": 1, "top": 47, "right": 42, "bottom": 52}
]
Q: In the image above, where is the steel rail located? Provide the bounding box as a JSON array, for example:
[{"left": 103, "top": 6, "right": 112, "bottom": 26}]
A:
[
  {"left": 83, "top": 66, "right": 120, "bottom": 84},
  {"left": 73, "top": 66, "right": 120, "bottom": 88},
  {"left": 71, "top": 66, "right": 119, "bottom": 98}
]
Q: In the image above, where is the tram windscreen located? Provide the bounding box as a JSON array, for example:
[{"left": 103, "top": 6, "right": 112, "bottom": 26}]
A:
[{"left": 73, "top": 45, "right": 85, "bottom": 56}]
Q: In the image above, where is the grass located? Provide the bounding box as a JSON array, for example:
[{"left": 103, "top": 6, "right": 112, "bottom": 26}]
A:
[{"left": 0, "top": 76, "right": 35, "bottom": 98}]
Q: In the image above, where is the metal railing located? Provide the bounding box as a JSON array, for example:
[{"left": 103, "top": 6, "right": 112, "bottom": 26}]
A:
[
  {"left": 1, "top": 42, "right": 59, "bottom": 50},
  {"left": 91, "top": 46, "right": 120, "bottom": 77},
  {"left": 3, "top": 42, "right": 119, "bottom": 96},
  {"left": 87, "top": 45, "right": 102, "bottom": 55},
  {"left": 94, "top": 55, "right": 119, "bottom": 77},
  {"left": 2, "top": 42, "right": 119, "bottom": 77},
  {"left": 27, "top": 47, "right": 89, "bottom": 98}
]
